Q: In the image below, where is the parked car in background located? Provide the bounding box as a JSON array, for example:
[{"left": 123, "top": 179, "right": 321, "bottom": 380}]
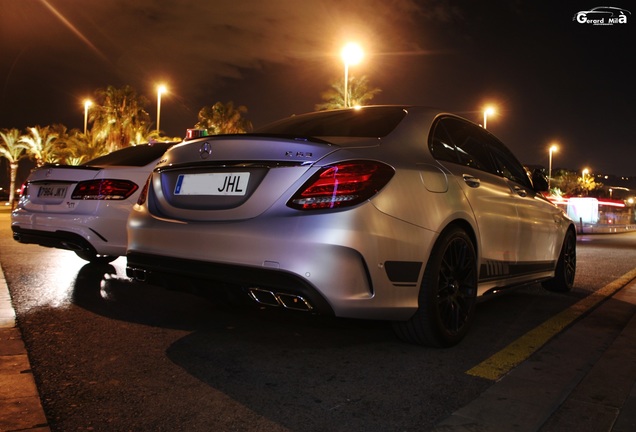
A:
[
  {"left": 126, "top": 106, "right": 576, "bottom": 347},
  {"left": 12, "top": 142, "right": 177, "bottom": 263}
]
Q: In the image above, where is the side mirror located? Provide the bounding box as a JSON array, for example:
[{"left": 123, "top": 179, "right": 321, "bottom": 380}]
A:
[{"left": 531, "top": 169, "right": 549, "bottom": 192}]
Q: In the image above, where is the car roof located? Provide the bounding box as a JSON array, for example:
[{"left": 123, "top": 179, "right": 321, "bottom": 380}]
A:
[
  {"left": 254, "top": 106, "right": 451, "bottom": 138},
  {"left": 83, "top": 142, "right": 177, "bottom": 167}
]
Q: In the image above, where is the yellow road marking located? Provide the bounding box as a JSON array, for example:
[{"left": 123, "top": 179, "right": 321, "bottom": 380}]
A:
[{"left": 466, "top": 267, "right": 636, "bottom": 381}]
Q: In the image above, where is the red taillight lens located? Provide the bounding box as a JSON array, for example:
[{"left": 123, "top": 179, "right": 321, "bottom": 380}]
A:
[
  {"left": 71, "top": 179, "right": 138, "bottom": 200},
  {"left": 19, "top": 182, "right": 28, "bottom": 198},
  {"left": 287, "top": 160, "right": 395, "bottom": 210},
  {"left": 136, "top": 175, "right": 151, "bottom": 205}
]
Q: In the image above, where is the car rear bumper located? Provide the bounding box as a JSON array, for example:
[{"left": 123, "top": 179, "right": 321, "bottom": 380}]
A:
[
  {"left": 126, "top": 206, "right": 435, "bottom": 320},
  {"left": 126, "top": 251, "right": 336, "bottom": 314},
  {"left": 12, "top": 226, "right": 98, "bottom": 255},
  {"left": 11, "top": 210, "right": 126, "bottom": 256}
]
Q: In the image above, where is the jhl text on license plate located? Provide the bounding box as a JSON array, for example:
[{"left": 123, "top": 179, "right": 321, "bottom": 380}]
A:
[{"left": 174, "top": 172, "right": 250, "bottom": 196}]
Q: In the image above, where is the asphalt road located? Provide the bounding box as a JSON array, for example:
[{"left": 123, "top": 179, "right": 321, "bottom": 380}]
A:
[{"left": 1, "top": 210, "right": 636, "bottom": 432}]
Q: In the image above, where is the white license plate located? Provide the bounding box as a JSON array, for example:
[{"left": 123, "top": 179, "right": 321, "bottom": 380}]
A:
[
  {"left": 37, "top": 185, "right": 68, "bottom": 198},
  {"left": 174, "top": 172, "right": 250, "bottom": 196}
]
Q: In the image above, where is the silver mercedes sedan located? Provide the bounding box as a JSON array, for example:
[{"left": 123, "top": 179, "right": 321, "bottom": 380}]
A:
[
  {"left": 126, "top": 106, "right": 576, "bottom": 347},
  {"left": 12, "top": 142, "right": 176, "bottom": 263}
]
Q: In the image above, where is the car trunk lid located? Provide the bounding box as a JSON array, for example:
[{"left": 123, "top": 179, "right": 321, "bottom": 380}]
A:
[
  {"left": 150, "top": 135, "right": 348, "bottom": 221},
  {"left": 22, "top": 165, "right": 101, "bottom": 209}
]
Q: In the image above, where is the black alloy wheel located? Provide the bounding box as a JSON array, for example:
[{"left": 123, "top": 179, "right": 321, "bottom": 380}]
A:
[
  {"left": 542, "top": 228, "right": 576, "bottom": 292},
  {"left": 393, "top": 226, "right": 478, "bottom": 347}
]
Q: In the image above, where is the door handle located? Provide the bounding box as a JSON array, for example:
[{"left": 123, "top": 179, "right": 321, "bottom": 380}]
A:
[
  {"left": 513, "top": 185, "right": 528, "bottom": 197},
  {"left": 462, "top": 174, "right": 480, "bottom": 188}
]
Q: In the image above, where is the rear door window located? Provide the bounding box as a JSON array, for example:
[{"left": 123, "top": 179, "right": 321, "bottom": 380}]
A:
[
  {"left": 430, "top": 117, "right": 498, "bottom": 175},
  {"left": 488, "top": 144, "right": 533, "bottom": 188}
]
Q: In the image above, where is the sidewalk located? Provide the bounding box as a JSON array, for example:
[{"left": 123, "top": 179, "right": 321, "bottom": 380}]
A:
[
  {"left": 0, "top": 262, "right": 50, "bottom": 431},
  {"left": 433, "top": 277, "right": 636, "bottom": 431}
]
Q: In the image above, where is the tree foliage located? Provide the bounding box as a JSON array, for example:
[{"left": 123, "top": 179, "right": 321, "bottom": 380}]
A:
[
  {"left": 90, "top": 85, "right": 152, "bottom": 152},
  {"left": 0, "top": 128, "right": 29, "bottom": 207},
  {"left": 18, "top": 126, "right": 59, "bottom": 167},
  {"left": 315, "top": 75, "right": 381, "bottom": 110},
  {"left": 195, "top": 101, "right": 253, "bottom": 135},
  {"left": 56, "top": 130, "right": 110, "bottom": 165},
  {"left": 551, "top": 169, "right": 603, "bottom": 196}
]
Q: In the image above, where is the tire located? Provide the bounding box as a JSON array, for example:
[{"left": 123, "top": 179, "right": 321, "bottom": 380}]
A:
[
  {"left": 542, "top": 228, "right": 576, "bottom": 293},
  {"left": 393, "top": 226, "right": 478, "bottom": 347},
  {"left": 74, "top": 250, "right": 118, "bottom": 264}
]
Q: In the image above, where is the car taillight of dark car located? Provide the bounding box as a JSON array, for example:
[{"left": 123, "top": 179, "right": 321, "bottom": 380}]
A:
[
  {"left": 71, "top": 179, "right": 138, "bottom": 200},
  {"left": 287, "top": 160, "right": 395, "bottom": 210}
]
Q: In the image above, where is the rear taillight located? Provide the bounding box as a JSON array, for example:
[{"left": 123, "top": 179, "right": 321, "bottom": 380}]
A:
[
  {"left": 71, "top": 179, "right": 138, "bottom": 200},
  {"left": 287, "top": 160, "right": 394, "bottom": 210},
  {"left": 19, "top": 182, "right": 28, "bottom": 198},
  {"left": 136, "top": 175, "right": 151, "bottom": 205}
]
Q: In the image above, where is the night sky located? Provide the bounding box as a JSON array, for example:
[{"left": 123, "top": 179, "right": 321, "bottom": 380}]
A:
[{"left": 1, "top": 0, "right": 634, "bottom": 177}]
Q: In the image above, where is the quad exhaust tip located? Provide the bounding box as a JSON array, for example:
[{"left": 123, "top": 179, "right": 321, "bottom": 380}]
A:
[
  {"left": 248, "top": 287, "right": 313, "bottom": 312},
  {"left": 127, "top": 267, "right": 148, "bottom": 282}
]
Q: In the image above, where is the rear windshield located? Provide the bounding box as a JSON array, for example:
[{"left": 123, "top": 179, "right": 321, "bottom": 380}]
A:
[
  {"left": 255, "top": 106, "right": 407, "bottom": 138},
  {"left": 83, "top": 142, "right": 175, "bottom": 167}
]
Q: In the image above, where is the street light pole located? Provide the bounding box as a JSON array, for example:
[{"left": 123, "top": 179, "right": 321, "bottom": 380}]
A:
[
  {"left": 582, "top": 168, "right": 589, "bottom": 182},
  {"left": 344, "top": 62, "right": 350, "bottom": 108},
  {"left": 582, "top": 168, "right": 590, "bottom": 195},
  {"left": 548, "top": 144, "right": 558, "bottom": 190},
  {"left": 341, "top": 43, "right": 363, "bottom": 108},
  {"left": 483, "top": 107, "right": 495, "bottom": 129},
  {"left": 156, "top": 85, "right": 167, "bottom": 133},
  {"left": 83, "top": 100, "right": 92, "bottom": 135}
]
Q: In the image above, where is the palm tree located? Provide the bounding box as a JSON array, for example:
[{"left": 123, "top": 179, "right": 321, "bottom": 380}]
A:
[
  {"left": 315, "top": 75, "right": 381, "bottom": 110},
  {"left": 0, "top": 128, "right": 29, "bottom": 207},
  {"left": 145, "top": 129, "right": 182, "bottom": 143},
  {"left": 578, "top": 173, "right": 601, "bottom": 197},
  {"left": 90, "top": 85, "right": 151, "bottom": 152},
  {"left": 46, "top": 124, "right": 74, "bottom": 163},
  {"left": 195, "top": 101, "right": 253, "bottom": 135},
  {"left": 19, "top": 125, "right": 59, "bottom": 167},
  {"left": 58, "top": 130, "right": 110, "bottom": 165}
]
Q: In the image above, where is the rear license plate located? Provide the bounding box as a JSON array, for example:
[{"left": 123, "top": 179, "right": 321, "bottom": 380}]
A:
[
  {"left": 37, "top": 185, "right": 68, "bottom": 198},
  {"left": 174, "top": 172, "right": 250, "bottom": 196}
]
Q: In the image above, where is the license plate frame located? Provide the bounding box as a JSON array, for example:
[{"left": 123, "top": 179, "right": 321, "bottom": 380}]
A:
[
  {"left": 174, "top": 172, "right": 251, "bottom": 196},
  {"left": 37, "top": 185, "right": 68, "bottom": 199}
]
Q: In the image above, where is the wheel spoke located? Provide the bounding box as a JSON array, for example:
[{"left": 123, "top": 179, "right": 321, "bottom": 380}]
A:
[
  {"left": 564, "top": 237, "right": 576, "bottom": 283},
  {"left": 436, "top": 237, "right": 477, "bottom": 334}
]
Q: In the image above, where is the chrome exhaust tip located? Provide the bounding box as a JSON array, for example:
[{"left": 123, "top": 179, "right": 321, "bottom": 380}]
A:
[
  {"left": 126, "top": 267, "right": 148, "bottom": 282},
  {"left": 248, "top": 287, "right": 280, "bottom": 307},
  {"left": 277, "top": 293, "right": 313, "bottom": 311},
  {"left": 247, "top": 288, "right": 313, "bottom": 312}
]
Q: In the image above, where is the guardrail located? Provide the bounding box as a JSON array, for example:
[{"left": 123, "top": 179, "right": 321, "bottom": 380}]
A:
[{"left": 577, "top": 223, "right": 636, "bottom": 234}]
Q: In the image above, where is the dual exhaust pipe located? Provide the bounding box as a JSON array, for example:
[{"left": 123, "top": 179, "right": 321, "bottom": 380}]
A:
[{"left": 247, "top": 287, "right": 313, "bottom": 312}]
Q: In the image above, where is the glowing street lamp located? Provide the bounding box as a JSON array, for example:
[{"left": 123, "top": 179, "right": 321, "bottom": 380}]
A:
[
  {"left": 483, "top": 106, "right": 495, "bottom": 129},
  {"left": 581, "top": 168, "right": 590, "bottom": 196},
  {"left": 341, "top": 43, "right": 363, "bottom": 108},
  {"left": 156, "top": 84, "right": 167, "bottom": 133},
  {"left": 548, "top": 144, "right": 558, "bottom": 189},
  {"left": 582, "top": 168, "right": 589, "bottom": 181},
  {"left": 83, "top": 99, "right": 92, "bottom": 135}
]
